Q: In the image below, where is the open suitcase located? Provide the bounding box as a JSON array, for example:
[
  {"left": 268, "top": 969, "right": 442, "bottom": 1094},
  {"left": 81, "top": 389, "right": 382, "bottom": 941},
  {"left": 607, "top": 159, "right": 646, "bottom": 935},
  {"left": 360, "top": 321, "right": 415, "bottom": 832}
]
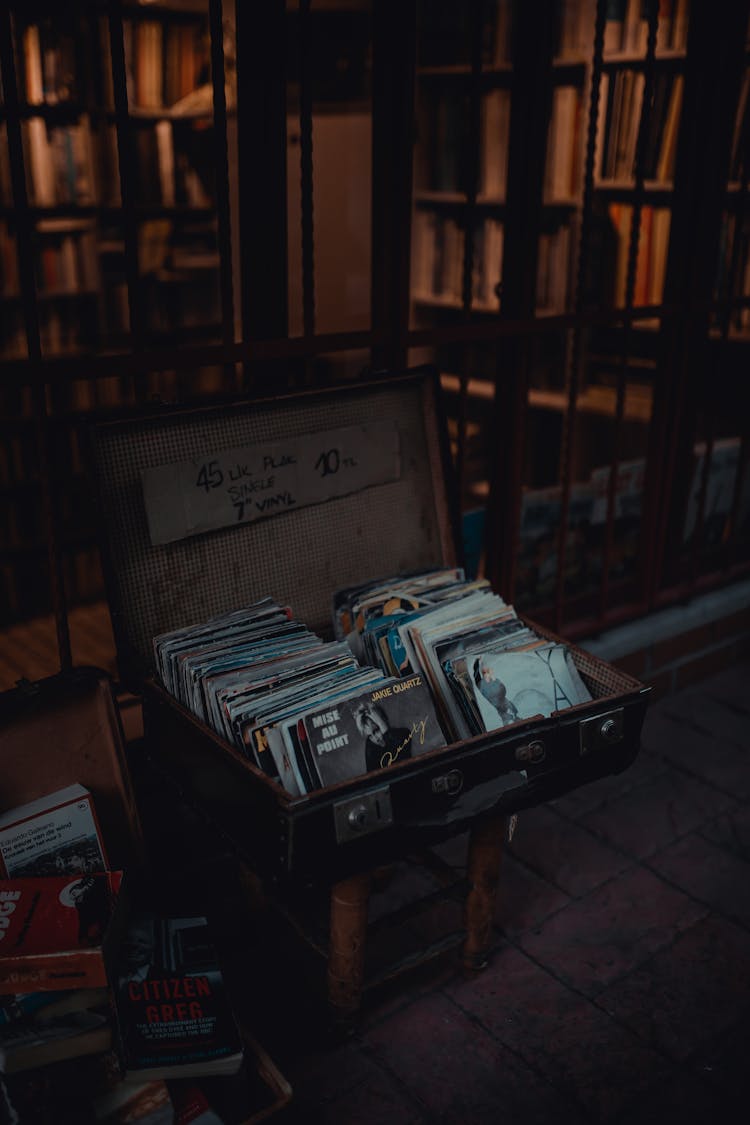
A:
[{"left": 88, "top": 367, "right": 650, "bottom": 1016}]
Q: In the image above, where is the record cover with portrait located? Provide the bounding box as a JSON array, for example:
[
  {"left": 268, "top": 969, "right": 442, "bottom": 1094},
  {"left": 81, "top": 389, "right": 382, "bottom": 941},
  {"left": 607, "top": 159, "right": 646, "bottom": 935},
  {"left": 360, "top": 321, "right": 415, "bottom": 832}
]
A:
[
  {"left": 454, "top": 642, "right": 591, "bottom": 734},
  {"left": 303, "top": 675, "right": 446, "bottom": 788}
]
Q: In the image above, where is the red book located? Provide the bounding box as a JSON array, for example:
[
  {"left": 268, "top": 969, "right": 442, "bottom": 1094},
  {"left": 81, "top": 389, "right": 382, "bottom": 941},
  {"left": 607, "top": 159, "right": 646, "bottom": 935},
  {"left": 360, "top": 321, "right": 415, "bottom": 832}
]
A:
[{"left": 0, "top": 871, "right": 124, "bottom": 994}]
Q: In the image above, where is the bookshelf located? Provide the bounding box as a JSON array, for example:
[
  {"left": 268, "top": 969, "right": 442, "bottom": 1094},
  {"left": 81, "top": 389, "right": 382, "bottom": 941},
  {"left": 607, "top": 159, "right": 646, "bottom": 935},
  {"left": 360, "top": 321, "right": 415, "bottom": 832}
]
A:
[
  {"left": 409, "top": 0, "right": 512, "bottom": 318},
  {"left": 2, "top": 1, "right": 224, "bottom": 361},
  {"left": 404, "top": 0, "right": 749, "bottom": 627},
  {"left": 0, "top": 0, "right": 749, "bottom": 654},
  {"left": 0, "top": 0, "right": 230, "bottom": 625}
]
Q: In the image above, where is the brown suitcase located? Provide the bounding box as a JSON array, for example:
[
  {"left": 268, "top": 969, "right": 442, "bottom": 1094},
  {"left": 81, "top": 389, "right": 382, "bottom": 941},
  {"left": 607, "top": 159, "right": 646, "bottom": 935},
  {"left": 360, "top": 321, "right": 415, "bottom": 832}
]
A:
[{"left": 87, "top": 367, "right": 650, "bottom": 1013}]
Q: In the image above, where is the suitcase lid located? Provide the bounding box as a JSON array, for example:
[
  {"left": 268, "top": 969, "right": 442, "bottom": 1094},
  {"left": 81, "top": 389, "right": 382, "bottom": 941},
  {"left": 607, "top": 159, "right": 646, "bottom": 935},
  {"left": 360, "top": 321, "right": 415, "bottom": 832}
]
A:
[{"left": 88, "top": 368, "right": 459, "bottom": 683}]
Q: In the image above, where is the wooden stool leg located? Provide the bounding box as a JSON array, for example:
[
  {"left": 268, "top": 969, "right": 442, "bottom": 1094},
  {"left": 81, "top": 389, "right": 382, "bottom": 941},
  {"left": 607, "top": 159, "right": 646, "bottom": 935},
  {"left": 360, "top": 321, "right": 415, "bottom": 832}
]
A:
[
  {"left": 327, "top": 872, "right": 372, "bottom": 1022},
  {"left": 463, "top": 812, "right": 505, "bottom": 971}
]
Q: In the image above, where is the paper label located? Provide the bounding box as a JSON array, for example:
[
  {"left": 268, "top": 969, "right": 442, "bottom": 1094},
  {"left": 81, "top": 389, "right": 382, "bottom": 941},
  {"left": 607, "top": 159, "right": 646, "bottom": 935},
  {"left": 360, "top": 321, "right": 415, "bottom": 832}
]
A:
[{"left": 142, "top": 421, "right": 401, "bottom": 545}]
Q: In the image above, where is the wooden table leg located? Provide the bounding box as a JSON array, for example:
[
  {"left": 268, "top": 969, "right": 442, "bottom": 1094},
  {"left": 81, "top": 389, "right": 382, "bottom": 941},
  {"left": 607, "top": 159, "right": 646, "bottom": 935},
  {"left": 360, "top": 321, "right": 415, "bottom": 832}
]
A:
[
  {"left": 327, "top": 872, "right": 372, "bottom": 1022},
  {"left": 463, "top": 811, "right": 505, "bottom": 971}
]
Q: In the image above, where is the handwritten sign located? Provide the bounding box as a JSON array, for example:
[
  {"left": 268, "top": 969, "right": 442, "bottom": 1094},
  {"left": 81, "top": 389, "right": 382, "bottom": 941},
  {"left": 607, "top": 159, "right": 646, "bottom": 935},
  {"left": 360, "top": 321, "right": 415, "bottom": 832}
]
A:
[{"left": 142, "top": 422, "right": 401, "bottom": 545}]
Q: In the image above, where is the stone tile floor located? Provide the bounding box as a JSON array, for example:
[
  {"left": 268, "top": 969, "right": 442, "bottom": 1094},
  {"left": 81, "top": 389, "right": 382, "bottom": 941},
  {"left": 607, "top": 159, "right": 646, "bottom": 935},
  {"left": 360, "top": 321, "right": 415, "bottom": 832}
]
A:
[{"left": 261, "top": 661, "right": 750, "bottom": 1124}]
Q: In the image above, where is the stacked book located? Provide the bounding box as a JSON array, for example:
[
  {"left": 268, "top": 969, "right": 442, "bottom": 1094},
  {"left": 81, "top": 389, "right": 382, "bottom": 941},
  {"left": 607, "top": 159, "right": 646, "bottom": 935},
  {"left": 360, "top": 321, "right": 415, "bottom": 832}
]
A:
[
  {"left": 0, "top": 784, "right": 120, "bottom": 1090},
  {"left": 0, "top": 867, "right": 124, "bottom": 1076},
  {"left": 0, "top": 784, "right": 248, "bottom": 1120}
]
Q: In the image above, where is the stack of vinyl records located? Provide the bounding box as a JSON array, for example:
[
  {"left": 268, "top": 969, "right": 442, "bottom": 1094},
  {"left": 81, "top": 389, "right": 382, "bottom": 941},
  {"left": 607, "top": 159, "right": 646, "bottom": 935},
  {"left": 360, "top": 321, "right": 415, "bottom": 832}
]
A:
[
  {"left": 332, "top": 569, "right": 592, "bottom": 741},
  {"left": 153, "top": 599, "right": 448, "bottom": 797}
]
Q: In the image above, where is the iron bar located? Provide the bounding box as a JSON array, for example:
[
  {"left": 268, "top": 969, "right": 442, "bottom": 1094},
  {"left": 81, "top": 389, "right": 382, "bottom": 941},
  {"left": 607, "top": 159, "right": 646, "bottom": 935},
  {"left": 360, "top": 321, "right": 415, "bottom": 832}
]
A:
[{"left": 0, "top": 6, "right": 71, "bottom": 668}]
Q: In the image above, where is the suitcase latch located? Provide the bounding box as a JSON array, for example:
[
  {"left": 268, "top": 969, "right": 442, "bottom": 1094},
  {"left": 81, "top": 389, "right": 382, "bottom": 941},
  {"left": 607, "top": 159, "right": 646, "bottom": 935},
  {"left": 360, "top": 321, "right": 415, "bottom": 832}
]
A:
[
  {"left": 431, "top": 769, "right": 464, "bottom": 796},
  {"left": 515, "top": 739, "right": 545, "bottom": 764},
  {"left": 334, "top": 785, "right": 393, "bottom": 843},
  {"left": 579, "top": 708, "right": 624, "bottom": 755}
]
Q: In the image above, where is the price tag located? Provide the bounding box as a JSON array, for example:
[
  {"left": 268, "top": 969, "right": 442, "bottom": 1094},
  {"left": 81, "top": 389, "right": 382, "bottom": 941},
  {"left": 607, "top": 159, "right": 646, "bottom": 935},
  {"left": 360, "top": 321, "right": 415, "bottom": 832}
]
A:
[{"left": 142, "top": 421, "right": 401, "bottom": 545}]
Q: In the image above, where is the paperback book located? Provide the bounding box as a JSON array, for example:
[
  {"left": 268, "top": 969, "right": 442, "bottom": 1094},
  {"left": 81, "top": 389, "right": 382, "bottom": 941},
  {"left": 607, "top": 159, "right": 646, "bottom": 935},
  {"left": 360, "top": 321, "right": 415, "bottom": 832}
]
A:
[
  {"left": 0, "top": 871, "right": 124, "bottom": 993},
  {"left": 0, "top": 783, "right": 108, "bottom": 879},
  {"left": 0, "top": 1001, "right": 112, "bottom": 1074},
  {"left": 115, "top": 915, "right": 244, "bottom": 1081}
]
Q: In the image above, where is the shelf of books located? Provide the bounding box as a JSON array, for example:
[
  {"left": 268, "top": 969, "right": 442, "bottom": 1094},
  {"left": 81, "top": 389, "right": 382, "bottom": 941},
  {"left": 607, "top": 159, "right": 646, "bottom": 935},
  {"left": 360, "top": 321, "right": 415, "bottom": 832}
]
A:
[
  {"left": 1, "top": 0, "right": 224, "bottom": 361},
  {"left": 413, "top": 0, "right": 698, "bottom": 622},
  {"left": 0, "top": 0, "right": 233, "bottom": 625},
  {"left": 409, "top": 0, "right": 512, "bottom": 321},
  {"left": 680, "top": 11, "right": 750, "bottom": 585}
]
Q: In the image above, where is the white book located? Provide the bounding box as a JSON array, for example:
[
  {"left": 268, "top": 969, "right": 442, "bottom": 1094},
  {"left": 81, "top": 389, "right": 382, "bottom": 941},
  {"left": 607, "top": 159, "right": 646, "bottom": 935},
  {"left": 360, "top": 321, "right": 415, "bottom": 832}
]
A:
[
  {"left": 624, "top": 73, "right": 645, "bottom": 181},
  {"left": 26, "top": 117, "right": 55, "bottom": 205},
  {"left": 481, "top": 90, "right": 510, "bottom": 200},
  {"left": 485, "top": 220, "right": 504, "bottom": 307},
  {"left": 593, "top": 71, "right": 609, "bottom": 182},
  {"left": 155, "top": 120, "right": 175, "bottom": 206},
  {"left": 23, "top": 25, "right": 44, "bottom": 105},
  {"left": 648, "top": 207, "right": 671, "bottom": 304},
  {"left": 0, "top": 784, "right": 108, "bottom": 878}
]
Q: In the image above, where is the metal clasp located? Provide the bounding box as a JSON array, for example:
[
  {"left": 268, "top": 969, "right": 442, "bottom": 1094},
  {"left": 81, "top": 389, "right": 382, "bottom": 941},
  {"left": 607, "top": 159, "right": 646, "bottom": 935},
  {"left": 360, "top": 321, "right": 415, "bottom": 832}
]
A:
[
  {"left": 431, "top": 769, "right": 464, "bottom": 796},
  {"left": 579, "top": 708, "right": 624, "bottom": 755},
  {"left": 515, "top": 739, "right": 545, "bottom": 764},
  {"left": 333, "top": 785, "right": 393, "bottom": 843}
]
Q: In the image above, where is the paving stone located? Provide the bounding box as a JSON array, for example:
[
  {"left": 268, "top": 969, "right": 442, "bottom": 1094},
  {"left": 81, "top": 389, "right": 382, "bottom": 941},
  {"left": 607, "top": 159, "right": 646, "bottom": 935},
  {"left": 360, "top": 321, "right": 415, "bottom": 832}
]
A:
[
  {"left": 287, "top": 1040, "right": 393, "bottom": 1109},
  {"left": 611, "top": 1069, "right": 735, "bottom": 1125},
  {"left": 697, "top": 661, "right": 750, "bottom": 710},
  {"left": 445, "top": 941, "right": 674, "bottom": 1121},
  {"left": 364, "top": 991, "right": 583, "bottom": 1124},
  {"left": 596, "top": 913, "right": 750, "bottom": 1061},
  {"left": 648, "top": 831, "right": 750, "bottom": 929},
  {"left": 494, "top": 851, "right": 571, "bottom": 937},
  {"left": 305, "top": 1068, "right": 427, "bottom": 1125},
  {"left": 516, "top": 866, "right": 707, "bottom": 996},
  {"left": 507, "top": 805, "right": 633, "bottom": 897},
  {"left": 700, "top": 804, "right": 750, "bottom": 862},
  {"left": 658, "top": 680, "right": 750, "bottom": 745},
  {"left": 639, "top": 707, "right": 750, "bottom": 798},
  {"left": 690, "top": 1006, "right": 750, "bottom": 1103},
  {"left": 580, "top": 764, "right": 738, "bottom": 859},
  {"left": 550, "top": 746, "right": 668, "bottom": 819}
]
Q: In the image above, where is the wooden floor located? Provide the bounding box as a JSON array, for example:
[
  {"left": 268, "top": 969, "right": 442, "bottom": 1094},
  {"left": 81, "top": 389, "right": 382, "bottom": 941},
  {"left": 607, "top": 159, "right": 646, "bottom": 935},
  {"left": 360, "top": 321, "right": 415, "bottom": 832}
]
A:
[{"left": 0, "top": 601, "right": 118, "bottom": 692}]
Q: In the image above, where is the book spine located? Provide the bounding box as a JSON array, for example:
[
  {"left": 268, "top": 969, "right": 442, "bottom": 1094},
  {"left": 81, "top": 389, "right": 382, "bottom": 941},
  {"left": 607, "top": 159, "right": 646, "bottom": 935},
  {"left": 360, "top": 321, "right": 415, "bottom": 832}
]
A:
[
  {"left": 0, "top": 951, "right": 108, "bottom": 994},
  {"left": 604, "top": 0, "right": 626, "bottom": 54},
  {"left": 23, "top": 25, "right": 44, "bottom": 105}
]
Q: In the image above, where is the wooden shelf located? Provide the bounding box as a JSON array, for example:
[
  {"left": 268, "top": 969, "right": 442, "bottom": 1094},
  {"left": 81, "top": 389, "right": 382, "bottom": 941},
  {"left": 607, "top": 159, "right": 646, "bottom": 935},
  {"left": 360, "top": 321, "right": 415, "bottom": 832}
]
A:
[{"left": 440, "top": 373, "right": 653, "bottom": 423}]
